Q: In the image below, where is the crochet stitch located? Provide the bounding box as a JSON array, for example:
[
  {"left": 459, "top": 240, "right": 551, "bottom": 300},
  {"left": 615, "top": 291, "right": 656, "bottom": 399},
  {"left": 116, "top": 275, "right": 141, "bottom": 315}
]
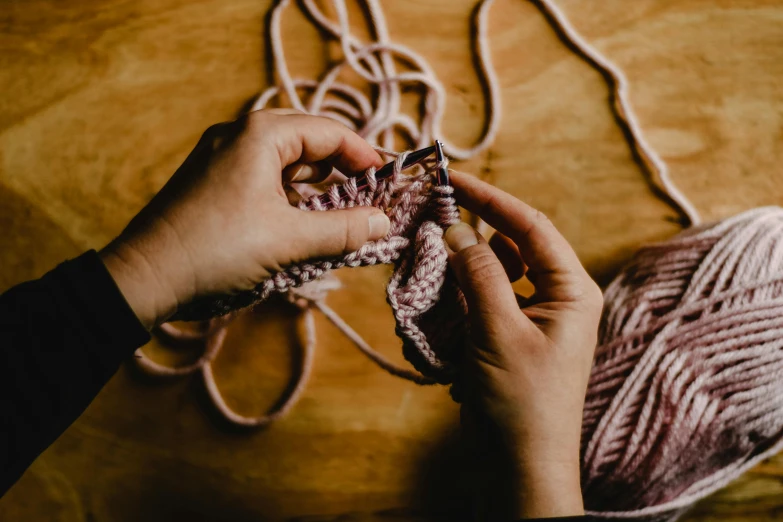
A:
[
  {"left": 138, "top": 154, "right": 467, "bottom": 427},
  {"left": 174, "top": 152, "right": 465, "bottom": 383}
]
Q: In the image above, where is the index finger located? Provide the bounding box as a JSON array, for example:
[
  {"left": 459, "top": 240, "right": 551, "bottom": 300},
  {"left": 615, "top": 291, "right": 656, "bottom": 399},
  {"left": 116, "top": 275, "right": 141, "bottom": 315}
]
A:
[
  {"left": 450, "top": 171, "right": 590, "bottom": 303},
  {"left": 246, "top": 110, "right": 385, "bottom": 176}
]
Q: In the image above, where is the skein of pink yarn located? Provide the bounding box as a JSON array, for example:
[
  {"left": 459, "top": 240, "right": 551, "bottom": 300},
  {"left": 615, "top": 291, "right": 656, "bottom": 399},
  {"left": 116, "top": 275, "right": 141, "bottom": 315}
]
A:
[{"left": 582, "top": 207, "right": 783, "bottom": 520}]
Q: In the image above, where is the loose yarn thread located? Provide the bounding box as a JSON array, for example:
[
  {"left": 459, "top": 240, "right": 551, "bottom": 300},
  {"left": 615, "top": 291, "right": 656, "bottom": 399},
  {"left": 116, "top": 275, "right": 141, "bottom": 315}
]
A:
[
  {"left": 252, "top": 0, "right": 500, "bottom": 159},
  {"left": 533, "top": 0, "right": 700, "bottom": 228},
  {"left": 135, "top": 0, "right": 783, "bottom": 519}
]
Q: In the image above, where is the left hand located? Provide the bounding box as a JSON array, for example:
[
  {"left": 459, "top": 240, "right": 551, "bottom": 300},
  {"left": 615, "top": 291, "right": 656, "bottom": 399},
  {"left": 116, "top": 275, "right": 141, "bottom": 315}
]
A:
[
  {"left": 100, "top": 110, "right": 389, "bottom": 329},
  {"left": 444, "top": 172, "right": 602, "bottom": 519}
]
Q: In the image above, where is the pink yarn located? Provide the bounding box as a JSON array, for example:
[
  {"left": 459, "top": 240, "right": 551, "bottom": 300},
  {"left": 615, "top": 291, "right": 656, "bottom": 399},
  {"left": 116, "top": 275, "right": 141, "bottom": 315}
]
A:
[
  {"left": 533, "top": 0, "right": 700, "bottom": 228},
  {"left": 137, "top": 289, "right": 319, "bottom": 427},
  {"left": 583, "top": 208, "right": 783, "bottom": 519},
  {"left": 253, "top": 0, "right": 500, "bottom": 159}
]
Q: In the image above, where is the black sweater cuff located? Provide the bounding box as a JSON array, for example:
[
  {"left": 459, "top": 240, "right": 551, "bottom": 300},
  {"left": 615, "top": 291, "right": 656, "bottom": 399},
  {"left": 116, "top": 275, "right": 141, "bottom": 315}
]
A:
[{"left": 48, "top": 249, "right": 151, "bottom": 372}]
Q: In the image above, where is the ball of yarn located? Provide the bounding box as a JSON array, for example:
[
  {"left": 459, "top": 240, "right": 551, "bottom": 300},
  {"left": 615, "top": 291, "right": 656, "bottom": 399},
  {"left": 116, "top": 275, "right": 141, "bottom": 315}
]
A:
[{"left": 582, "top": 207, "right": 783, "bottom": 520}]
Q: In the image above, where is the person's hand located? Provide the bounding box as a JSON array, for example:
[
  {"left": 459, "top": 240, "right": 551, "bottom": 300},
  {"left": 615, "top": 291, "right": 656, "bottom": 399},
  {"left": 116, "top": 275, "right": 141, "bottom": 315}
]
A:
[
  {"left": 444, "top": 172, "right": 603, "bottom": 519},
  {"left": 100, "top": 110, "right": 389, "bottom": 329}
]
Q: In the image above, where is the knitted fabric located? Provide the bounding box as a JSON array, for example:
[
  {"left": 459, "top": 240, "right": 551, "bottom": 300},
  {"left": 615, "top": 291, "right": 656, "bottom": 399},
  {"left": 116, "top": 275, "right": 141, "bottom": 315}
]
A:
[
  {"left": 137, "top": 154, "right": 467, "bottom": 427},
  {"left": 174, "top": 153, "right": 464, "bottom": 383}
]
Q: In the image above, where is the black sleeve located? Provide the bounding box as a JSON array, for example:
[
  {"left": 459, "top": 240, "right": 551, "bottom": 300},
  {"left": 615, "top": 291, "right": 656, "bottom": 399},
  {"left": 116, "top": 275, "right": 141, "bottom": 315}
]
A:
[{"left": 0, "top": 250, "right": 150, "bottom": 496}]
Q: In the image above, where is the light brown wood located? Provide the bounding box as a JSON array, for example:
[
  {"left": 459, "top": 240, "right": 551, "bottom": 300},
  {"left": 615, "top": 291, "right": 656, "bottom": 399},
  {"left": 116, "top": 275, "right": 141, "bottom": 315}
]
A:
[{"left": 1, "top": 0, "right": 782, "bottom": 520}]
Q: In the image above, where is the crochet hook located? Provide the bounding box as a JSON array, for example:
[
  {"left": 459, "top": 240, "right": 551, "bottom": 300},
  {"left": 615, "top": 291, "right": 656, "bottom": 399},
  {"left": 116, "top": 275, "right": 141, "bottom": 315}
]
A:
[
  {"left": 435, "top": 139, "right": 449, "bottom": 186},
  {"left": 316, "top": 144, "right": 437, "bottom": 208}
]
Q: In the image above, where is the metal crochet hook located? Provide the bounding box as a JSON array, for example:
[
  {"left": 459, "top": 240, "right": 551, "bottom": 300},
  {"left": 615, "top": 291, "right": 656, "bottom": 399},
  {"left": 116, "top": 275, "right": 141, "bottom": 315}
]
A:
[
  {"left": 435, "top": 139, "right": 449, "bottom": 187},
  {"left": 316, "top": 144, "right": 437, "bottom": 208}
]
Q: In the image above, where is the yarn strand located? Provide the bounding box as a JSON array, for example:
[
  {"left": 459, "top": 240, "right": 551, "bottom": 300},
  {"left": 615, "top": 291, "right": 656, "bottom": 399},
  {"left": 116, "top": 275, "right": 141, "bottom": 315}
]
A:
[
  {"left": 533, "top": 0, "right": 701, "bottom": 227},
  {"left": 254, "top": 0, "right": 501, "bottom": 160}
]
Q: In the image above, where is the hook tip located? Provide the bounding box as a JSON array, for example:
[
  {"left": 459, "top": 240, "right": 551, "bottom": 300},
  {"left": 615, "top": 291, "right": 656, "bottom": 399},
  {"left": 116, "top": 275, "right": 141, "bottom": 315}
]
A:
[{"left": 434, "top": 140, "right": 449, "bottom": 186}]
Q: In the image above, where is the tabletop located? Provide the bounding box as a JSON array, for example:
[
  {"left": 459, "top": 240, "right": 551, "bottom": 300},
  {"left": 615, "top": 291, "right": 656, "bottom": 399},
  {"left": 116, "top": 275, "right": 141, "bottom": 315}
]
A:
[{"left": 1, "top": 0, "right": 782, "bottom": 520}]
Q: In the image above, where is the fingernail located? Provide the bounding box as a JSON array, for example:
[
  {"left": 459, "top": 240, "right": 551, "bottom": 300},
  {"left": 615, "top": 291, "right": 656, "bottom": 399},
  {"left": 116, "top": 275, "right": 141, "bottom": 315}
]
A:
[
  {"left": 368, "top": 212, "right": 391, "bottom": 240},
  {"left": 445, "top": 222, "right": 479, "bottom": 252}
]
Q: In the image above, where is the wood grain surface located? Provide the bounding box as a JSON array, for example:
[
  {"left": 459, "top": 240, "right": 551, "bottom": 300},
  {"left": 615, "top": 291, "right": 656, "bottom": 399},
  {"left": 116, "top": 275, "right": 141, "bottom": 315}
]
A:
[{"left": 1, "top": 0, "right": 782, "bottom": 520}]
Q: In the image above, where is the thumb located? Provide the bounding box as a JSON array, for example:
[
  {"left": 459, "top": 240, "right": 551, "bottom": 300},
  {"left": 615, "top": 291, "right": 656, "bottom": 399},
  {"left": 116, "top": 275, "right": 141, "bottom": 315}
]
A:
[
  {"left": 295, "top": 206, "right": 390, "bottom": 259},
  {"left": 445, "top": 222, "right": 520, "bottom": 328}
]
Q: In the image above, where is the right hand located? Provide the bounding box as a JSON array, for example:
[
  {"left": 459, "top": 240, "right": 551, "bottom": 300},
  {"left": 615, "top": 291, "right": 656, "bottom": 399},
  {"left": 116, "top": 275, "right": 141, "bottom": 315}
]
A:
[{"left": 444, "top": 172, "right": 603, "bottom": 520}]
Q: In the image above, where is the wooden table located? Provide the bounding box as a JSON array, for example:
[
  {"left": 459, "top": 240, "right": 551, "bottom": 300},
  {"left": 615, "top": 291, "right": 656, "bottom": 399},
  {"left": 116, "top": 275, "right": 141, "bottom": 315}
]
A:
[{"left": 1, "top": 0, "right": 782, "bottom": 520}]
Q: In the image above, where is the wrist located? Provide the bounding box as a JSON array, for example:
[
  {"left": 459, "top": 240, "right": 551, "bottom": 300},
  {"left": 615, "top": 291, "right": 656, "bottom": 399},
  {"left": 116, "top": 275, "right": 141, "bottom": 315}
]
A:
[
  {"left": 99, "top": 237, "right": 181, "bottom": 329},
  {"left": 509, "top": 458, "right": 584, "bottom": 519}
]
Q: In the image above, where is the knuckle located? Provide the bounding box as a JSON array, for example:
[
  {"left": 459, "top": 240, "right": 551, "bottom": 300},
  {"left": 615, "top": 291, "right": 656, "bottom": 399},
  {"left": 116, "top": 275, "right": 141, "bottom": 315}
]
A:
[
  {"left": 305, "top": 112, "right": 337, "bottom": 126},
  {"left": 534, "top": 208, "right": 551, "bottom": 225},
  {"left": 245, "top": 110, "right": 269, "bottom": 130},
  {"left": 517, "top": 208, "right": 554, "bottom": 241},
  {"left": 199, "top": 122, "right": 232, "bottom": 151},
  {"left": 585, "top": 280, "right": 604, "bottom": 310},
  {"left": 340, "top": 212, "right": 365, "bottom": 254},
  {"left": 531, "top": 209, "right": 554, "bottom": 233},
  {"left": 568, "top": 278, "right": 603, "bottom": 313},
  {"left": 461, "top": 248, "right": 506, "bottom": 283},
  {"left": 320, "top": 114, "right": 350, "bottom": 131}
]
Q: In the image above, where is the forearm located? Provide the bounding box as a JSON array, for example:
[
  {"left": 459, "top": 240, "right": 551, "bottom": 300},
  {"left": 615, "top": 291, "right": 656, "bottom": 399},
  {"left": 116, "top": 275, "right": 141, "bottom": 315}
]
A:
[{"left": 0, "top": 251, "right": 150, "bottom": 495}]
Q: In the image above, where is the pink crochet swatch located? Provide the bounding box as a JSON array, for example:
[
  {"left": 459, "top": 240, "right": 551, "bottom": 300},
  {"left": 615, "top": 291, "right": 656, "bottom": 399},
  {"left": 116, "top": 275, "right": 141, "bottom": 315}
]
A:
[{"left": 172, "top": 153, "right": 466, "bottom": 384}]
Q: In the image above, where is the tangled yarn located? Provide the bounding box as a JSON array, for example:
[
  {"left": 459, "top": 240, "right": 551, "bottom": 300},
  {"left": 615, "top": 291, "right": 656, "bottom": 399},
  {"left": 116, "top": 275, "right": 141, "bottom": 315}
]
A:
[
  {"left": 583, "top": 208, "right": 783, "bottom": 520},
  {"left": 134, "top": 0, "right": 783, "bottom": 518},
  {"left": 252, "top": 0, "right": 500, "bottom": 159}
]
